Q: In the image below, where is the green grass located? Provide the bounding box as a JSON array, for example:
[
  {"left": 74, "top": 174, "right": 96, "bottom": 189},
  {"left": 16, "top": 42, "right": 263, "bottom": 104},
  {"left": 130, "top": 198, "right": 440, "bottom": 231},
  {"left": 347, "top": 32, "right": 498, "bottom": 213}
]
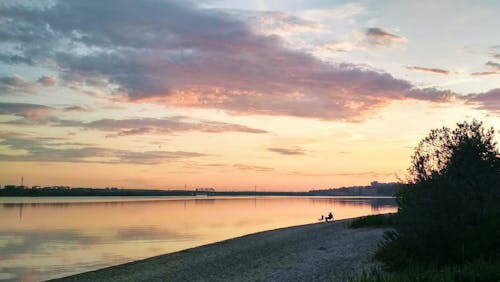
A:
[
  {"left": 351, "top": 258, "right": 500, "bottom": 282},
  {"left": 347, "top": 214, "right": 396, "bottom": 229}
]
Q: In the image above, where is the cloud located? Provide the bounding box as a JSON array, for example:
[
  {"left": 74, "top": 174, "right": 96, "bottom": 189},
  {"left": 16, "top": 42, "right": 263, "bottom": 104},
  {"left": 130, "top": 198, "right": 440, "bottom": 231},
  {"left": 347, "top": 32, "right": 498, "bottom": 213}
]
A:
[
  {"left": 319, "top": 41, "right": 363, "bottom": 52},
  {"left": 0, "top": 102, "right": 54, "bottom": 119},
  {"left": 37, "top": 75, "right": 57, "bottom": 86},
  {"left": 63, "top": 105, "right": 91, "bottom": 112},
  {"left": 288, "top": 170, "right": 396, "bottom": 178},
  {"left": 46, "top": 116, "right": 268, "bottom": 137},
  {"left": 0, "top": 74, "right": 56, "bottom": 95},
  {"left": 470, "top": 61, "right": 500, "bottom": 76},
  {"left": 116, "top": 150, "right": 205, "bottom": 165},
  {"left": 0, "top": 1, "right": 488, "bottom": 121},
  {"left": 267, "top": 147, "right": 305, "bottom": 155},
  {"left": 299, "top": 3, "right": 365, "bottom": 21},
  {"left": 466, "top": 88, "right": 500, "bottom": 114},
  {"left": 405, "top": 66, "right": 452, "bottom": 75},
  {"left": 486, "top": 61, "right": 500, "bottom": 71},
  {"left": 492, "top": 54, "right": 500, "bottom": 59},
  {"left": 365, "top": 28, "right": 407, "bottom": 47},
  {"left": 405, "top": 88, "right": 458, "bottom": 103},
  {"left": 0, "top": 53, "right": 34, "bottom": 65},
  {"left": 319, "top": 26, "right": 407, "bottom": 53},
  {"left": 471, "top": 71, "right": 499, "bottom": 76},
  {"left": 233, "top": 164, "right": 274, "bottom": 172},
  {"left": 236, "top": 11, "right": 322, "bottom": 38},
  {"left": 0, "top": 132, "right": 206, "bottom": 164},
  {"left": 0, "top": 75, "right": 35, "bottom": 94}
]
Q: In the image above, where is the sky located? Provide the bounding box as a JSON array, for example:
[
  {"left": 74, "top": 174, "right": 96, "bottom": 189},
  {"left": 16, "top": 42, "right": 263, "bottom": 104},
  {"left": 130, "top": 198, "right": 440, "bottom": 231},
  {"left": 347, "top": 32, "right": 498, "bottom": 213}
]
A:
[{"left": 0, "top": 0, "right": 499, "bottom": 191}]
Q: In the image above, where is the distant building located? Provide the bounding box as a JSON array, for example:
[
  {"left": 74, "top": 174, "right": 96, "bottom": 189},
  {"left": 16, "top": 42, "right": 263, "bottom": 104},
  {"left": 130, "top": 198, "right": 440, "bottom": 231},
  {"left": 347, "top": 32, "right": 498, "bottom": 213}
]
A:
[
  {"left": 4, "top": 185, "right": 26, "bottom": 190},
  {"left": 195, "top": 188, "right": 216, "bottom": 192},
  {"left": 195, "top": 187, "right": 216, "bottom": 196}
]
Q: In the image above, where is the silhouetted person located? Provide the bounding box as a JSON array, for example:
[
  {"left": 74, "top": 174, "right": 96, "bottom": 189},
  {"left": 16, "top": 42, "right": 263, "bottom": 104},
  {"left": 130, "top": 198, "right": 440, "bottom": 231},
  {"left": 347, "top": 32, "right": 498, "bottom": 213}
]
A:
[
  {"left": 325, "top": 212, "right": 333, "bottom": 222},
  {"left": 319, "top": 215, "right": 324, "bottom": 221}
]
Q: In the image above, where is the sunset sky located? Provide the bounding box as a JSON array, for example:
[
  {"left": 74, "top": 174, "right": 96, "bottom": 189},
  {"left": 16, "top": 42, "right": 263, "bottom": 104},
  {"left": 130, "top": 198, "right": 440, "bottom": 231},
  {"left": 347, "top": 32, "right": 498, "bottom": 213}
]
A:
[{"left": 0, "top": 0, "right": 499, "bottom": 191}]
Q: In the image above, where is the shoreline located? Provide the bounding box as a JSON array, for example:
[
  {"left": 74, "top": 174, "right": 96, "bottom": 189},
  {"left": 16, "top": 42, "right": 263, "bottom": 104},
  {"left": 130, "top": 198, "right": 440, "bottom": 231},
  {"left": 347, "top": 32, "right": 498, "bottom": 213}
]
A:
[{"left": 52, "top": 217, "right": 388, "bottom": 282}]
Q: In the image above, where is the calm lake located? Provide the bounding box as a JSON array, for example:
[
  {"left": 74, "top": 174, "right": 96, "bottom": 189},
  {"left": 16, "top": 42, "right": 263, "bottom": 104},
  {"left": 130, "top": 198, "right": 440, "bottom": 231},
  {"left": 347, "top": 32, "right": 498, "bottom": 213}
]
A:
[{"left": 0, "top": 196, "right": 396, "bottom": 281}]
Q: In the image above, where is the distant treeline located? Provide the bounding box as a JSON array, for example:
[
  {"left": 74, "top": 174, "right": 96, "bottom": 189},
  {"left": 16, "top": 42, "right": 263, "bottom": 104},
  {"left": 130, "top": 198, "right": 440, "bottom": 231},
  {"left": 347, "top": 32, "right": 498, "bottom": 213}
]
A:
[
  {"left": 309, "top": 181, "right": 399, "bottom": 197},
  {"left": 0, "top": 186, "right": 196, "bottom": 197},
  {"left": 0, "top": 186, "right": 311, "bottom": 197},
  {"left": 0, "top": 182, "right": 398, "bottom": 197}
]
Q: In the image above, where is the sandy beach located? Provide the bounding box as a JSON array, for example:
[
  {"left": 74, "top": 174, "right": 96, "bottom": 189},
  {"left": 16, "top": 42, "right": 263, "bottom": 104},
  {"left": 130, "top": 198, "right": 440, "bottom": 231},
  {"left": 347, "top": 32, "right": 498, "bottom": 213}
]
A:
[{"left": 52, "top": 218, "right": 387, "bottom": 282}]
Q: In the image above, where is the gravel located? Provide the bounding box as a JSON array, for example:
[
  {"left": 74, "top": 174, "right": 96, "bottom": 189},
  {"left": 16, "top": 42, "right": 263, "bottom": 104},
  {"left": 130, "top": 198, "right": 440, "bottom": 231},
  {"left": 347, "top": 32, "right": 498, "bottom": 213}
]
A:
[{"left": 52, "top": 218, "right": 387, "bottom": 282}]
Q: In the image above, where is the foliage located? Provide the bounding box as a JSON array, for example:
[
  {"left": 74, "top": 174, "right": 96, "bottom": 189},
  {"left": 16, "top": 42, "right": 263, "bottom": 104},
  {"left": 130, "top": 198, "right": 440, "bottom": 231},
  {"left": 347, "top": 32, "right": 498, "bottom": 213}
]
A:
[
  {"left": 351, "top": 258, "right": 500, "bottom": 282},
  {"left": 375, "top": 120, "right": 500, "bottom": 270},
  {"left": 348, "top": 213, "right": 396, "bottom": 229}
]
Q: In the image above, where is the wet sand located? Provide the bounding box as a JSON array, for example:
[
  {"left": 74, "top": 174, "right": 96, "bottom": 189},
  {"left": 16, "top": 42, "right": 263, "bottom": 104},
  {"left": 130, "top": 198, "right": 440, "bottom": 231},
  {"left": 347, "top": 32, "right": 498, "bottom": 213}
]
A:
[{"left": 53, "top": 218, "right": 387, "bottom": 282}]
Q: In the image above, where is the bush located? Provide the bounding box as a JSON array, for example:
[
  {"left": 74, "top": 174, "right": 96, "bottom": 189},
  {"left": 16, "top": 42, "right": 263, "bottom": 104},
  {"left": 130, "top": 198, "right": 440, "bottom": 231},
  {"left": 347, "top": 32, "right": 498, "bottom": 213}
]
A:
[
  {"left": 375, "top": 120, "right": 500, "bottom": 270},
  {"left": 352, "top": 258, "right": 500, "bottom": 282},
  {"left": 348, "top": 214, "right": 396, "bottom": 229}
]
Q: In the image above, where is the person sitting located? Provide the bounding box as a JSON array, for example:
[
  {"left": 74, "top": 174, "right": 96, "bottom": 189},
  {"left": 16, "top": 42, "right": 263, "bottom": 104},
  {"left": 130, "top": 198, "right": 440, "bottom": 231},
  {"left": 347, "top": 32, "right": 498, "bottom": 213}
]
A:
[{"left": 325, "top": 212, "right": 333, "bottom": 222}]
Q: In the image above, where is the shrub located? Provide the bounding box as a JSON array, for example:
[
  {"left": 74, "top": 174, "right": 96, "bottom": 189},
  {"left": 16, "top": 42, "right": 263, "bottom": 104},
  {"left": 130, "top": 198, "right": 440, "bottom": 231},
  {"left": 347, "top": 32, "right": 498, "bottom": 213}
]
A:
[
  {"left": 348, "top": 214, "right": 396, "bottom": 229},
  {"left": 376, "top": 120, "right": 500, "bottom": 270}
]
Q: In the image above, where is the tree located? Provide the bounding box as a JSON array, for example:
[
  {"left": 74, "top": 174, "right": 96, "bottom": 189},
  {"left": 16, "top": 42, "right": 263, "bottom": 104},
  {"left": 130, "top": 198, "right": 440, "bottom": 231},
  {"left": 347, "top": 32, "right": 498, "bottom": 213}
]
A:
[{"left": 376, "top": 120, "right": 500, "bottom": 270}]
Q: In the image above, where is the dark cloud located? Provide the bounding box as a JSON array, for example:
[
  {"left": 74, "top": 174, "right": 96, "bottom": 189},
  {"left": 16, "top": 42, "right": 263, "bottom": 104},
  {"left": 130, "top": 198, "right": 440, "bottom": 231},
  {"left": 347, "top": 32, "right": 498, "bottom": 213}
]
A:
[
  {"left": 365, "top": 28, "right": 407, "bottom": 47},
  {"left": 405, "top": 66, "right": 452, "bottom": 75},
  {"left": 62, "top": 105, "right": 91, "bottom": 112},
  {"left": 0, "top": 53, "right": 34, "bottom": 65},
  {"left": 233, "top": 164, "right": 274, "bottom": 172},
  {"left": 0, "top": 75, "right": 35, "bottom": 94},
  {"left": 404, "top": 88, "right": 457, "bottom": 103},
  {"left": 471, "top": 61, "right": 500, "bottom": 76},
  {"left": 0, "top": 1, "right": 492, "bottom": 120},
  {"left": 0, "top": 102, "right": 54, "bottom": 119},
  {"left": 486, "top": 61, "right": 500, "bottom": 71},
  {"left": 46, "top": 116, "right": 268, "bottom": 136},
  {"left": 267, "top": 147, "right": 305, "bottom": 155},
  {"left": 0, "top": 74, "right": 56, "bottom": 95},
  {"left": 466, "top": 88, "right": 500, "bottom": 114},
  {"left": 0, "top": 132, "right": 206, "bottom": 164},
  {"left": 117, "top": 150, "right": 205, "bottom": 165}
]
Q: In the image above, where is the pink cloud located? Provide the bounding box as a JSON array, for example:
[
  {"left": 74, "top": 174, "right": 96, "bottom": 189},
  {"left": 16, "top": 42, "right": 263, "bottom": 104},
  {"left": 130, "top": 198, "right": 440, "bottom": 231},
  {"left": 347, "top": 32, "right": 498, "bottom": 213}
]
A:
[
  {"left": 405, "top": 66, "right": 453, "bottom": 75},
  {"left": 2, "top": 1, "right": 498, "bottom": 121}
]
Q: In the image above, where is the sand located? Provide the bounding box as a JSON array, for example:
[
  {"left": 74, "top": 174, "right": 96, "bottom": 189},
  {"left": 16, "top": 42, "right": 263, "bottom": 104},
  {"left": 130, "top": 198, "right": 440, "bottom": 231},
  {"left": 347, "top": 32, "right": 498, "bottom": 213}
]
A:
[{"left": 52, "top": 218, "right": 387, "bottom": 282}]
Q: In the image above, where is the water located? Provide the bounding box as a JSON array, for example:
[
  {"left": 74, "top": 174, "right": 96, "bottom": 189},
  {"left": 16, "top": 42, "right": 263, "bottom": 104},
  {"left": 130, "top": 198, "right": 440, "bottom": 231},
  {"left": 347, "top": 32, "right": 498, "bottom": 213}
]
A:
[{"left": 0, "top": 196, "right": 396, "bottom": 281}]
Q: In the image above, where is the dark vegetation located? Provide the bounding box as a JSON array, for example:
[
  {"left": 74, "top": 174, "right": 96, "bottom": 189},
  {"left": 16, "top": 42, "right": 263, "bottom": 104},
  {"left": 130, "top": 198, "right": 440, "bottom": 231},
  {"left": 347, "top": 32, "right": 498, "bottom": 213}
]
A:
[
  {"left": 348, "top": 213, "right": 396, "bottom": 229},
  {"left": 310, "top": 181, "right": 398, "bottom": 197},
  {"left": 1, "top": 183, "right": 397, "bottom": 197},
  {"left": 0, "top": 186, "right": 310, "bottom": 197},
  {"left": 355, "top": 120, "right": 500, "bottom": 281},
  {"left": 0, "top": 187, "right": 195, "bottom": 197},
  {"left": 354, "top": 258, "right": 500, "bottom": 282}
]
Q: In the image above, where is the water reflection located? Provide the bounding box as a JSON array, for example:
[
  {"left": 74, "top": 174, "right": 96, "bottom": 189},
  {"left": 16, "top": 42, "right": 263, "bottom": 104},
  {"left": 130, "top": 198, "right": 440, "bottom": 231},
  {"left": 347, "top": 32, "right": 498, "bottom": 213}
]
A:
[
  {"left": 309, "top": 197, "right": 396, "bottom": 210},
  {"left": 0, "top": 196, "right": 396, "bottom": 281}
]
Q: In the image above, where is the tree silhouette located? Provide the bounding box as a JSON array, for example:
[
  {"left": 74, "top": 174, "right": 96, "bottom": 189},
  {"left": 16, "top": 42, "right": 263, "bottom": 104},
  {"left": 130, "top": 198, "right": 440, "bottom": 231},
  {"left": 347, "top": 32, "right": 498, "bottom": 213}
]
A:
[{"left": 376, "top": 120, "right": 500, "bottom": 270}]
